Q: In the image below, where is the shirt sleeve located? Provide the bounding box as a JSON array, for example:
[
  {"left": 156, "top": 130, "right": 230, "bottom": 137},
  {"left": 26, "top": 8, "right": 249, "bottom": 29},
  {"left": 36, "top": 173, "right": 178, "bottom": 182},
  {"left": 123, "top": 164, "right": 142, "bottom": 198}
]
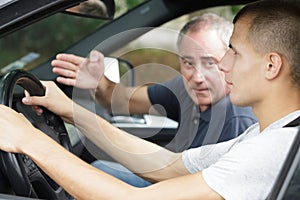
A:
[
  {"left": 147, "top": 77, "right": 182, "bottom": 121},
  {"left": 182, "top": 137, "right": 239, "bottom": 173}
]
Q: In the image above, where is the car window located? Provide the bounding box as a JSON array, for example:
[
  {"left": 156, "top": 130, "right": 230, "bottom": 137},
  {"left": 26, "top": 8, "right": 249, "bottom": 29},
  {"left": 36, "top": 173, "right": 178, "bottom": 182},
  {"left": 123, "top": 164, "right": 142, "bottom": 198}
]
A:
[
  {"left": 0, "top": 13, "right": 106, "bottom": 73},
  {"left": 111, "top": 5, "right": 240, "bottom": 86},
  {"left": 0, "top": 0, "right": 146, "bottom": 74}
]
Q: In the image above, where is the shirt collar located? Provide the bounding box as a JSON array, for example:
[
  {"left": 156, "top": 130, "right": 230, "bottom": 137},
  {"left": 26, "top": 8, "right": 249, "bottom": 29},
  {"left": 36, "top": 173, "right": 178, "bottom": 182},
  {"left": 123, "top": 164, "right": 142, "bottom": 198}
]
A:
[
  {"left": 200, "top": 96, "right": 230, "bottom": 122},
  {"left": 264, "top": 110, "right": 300, "bottom": 131}
]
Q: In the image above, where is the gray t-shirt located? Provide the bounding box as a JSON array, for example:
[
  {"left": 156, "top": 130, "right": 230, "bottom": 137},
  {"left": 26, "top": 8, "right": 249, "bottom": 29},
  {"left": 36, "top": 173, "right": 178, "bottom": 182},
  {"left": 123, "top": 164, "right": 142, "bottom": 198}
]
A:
[{"left": 182, "top": 111, "right": 300, "bottom": 200}]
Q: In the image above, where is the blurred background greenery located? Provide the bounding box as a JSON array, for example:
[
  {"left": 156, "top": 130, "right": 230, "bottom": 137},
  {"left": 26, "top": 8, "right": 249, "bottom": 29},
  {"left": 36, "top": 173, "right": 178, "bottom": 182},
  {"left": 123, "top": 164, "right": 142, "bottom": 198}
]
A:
[
  {"left": 0, "top": 0, "right": 145, "bottom": 70},
  {"left": 0, "top": 0, "right": 242, "bottom": 75}
]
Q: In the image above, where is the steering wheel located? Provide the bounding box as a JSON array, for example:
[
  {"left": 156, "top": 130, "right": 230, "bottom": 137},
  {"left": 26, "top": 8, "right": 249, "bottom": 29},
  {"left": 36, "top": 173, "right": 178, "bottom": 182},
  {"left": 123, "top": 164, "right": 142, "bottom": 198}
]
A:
[{"left": 0, "top": 70, "right": 73, "bottom": 199}]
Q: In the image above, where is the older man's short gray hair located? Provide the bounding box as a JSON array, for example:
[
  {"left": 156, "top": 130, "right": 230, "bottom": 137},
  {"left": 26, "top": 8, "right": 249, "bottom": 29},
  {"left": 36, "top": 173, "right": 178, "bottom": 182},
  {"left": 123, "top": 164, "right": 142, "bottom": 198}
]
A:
[{"left": 177, "top": 13, "right": 233, "bottom": 50}]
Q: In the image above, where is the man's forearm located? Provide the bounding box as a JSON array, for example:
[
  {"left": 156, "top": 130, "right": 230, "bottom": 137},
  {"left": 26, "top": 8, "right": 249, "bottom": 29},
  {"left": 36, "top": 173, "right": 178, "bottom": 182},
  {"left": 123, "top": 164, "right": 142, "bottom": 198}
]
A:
[
  {"left": 23, "top": 129, "right": 136, "bottom": 200},
  {"left": 92, "top": 76, "right": 154, "bottom": 115},
  {"left": 25, "top": 134, "right": 218, "bottom": 200},
  {"left": 91, "top": 76, "right": 116, "bottom": 112},
  {"left": 72, "top": 102, "right": 185, "bottom": 180},
  {"left": 92, "top": 77, "right": 133, "bottom": 114}
]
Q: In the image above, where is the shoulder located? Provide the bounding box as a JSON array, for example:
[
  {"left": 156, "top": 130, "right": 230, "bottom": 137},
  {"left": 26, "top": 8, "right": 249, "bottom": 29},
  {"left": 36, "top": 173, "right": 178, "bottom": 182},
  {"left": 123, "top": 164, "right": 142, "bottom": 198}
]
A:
[
  {"left": 163, "top": 76, "right": 185, "bottom": 89},
  {"left": 201, "top": 126, "right": 296, "bottom": 200}
]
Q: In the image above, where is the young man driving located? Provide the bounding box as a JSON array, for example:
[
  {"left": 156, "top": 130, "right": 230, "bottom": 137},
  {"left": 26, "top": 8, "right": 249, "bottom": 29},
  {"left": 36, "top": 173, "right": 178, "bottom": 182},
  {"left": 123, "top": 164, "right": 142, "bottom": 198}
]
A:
[{"left": 0, "top": 0, "right": 299, "bottom": 199}]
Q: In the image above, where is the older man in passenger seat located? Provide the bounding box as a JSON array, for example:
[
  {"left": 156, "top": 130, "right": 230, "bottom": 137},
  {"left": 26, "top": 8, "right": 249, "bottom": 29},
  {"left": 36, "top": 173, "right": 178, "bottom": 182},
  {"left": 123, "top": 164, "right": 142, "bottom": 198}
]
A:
[
  {"left": 0, "top": 0, "right": 299, "bottom": 199},
  {"left": 50, "top": 12, "right": 257, "bottom": 187}
]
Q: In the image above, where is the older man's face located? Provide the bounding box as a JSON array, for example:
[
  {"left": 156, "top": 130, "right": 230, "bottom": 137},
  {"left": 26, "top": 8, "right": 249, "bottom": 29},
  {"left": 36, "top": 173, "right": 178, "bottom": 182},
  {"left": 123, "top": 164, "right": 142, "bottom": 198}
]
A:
[{"left": 179, "top": 29, "right": 230, "bottom": 111}]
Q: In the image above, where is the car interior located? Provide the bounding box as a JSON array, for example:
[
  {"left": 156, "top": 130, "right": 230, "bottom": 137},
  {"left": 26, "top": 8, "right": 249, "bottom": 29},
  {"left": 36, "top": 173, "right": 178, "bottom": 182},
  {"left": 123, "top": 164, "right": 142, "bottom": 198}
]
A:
[{"left": 0, "top": 0, "right": 298, "bottom": 199}]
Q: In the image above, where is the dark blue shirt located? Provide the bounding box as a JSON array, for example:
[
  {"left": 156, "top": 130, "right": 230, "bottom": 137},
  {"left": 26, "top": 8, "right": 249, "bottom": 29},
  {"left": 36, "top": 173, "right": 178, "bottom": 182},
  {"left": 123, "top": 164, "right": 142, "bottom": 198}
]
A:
[{"left": 148, "top": 76, "right": 257, "bottom": 152}]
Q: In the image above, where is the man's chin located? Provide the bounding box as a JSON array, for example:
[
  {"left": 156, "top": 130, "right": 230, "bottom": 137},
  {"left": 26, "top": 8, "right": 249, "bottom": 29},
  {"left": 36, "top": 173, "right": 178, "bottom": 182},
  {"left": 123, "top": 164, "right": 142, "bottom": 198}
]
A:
[
  {"left": 195, "top": 98, "right": 212, "bottom": 106},
  {"left": 187, "top": 91, "right": 213, "bottom": 105},
  {"left": 229, "top": 94, "right": 248, "bottom": 107}
]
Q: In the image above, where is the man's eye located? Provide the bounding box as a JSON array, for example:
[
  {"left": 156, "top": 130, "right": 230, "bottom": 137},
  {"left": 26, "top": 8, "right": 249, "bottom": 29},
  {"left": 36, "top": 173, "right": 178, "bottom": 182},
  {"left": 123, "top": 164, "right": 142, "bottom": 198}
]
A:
[
  {"left": 183, "top": 61, "right": 193, "bottom": 66},
  {"left": 181, "top": 59, "right": 194, "bottom": 68},
  {"left": 203, "top": 60, "right": 217, "bottom": 68}
]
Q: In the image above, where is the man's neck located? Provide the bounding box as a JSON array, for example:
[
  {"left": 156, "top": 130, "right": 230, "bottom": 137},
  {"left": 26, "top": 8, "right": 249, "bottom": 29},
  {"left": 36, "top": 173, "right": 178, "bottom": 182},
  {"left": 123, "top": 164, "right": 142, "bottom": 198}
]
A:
[{"left": 253, "top": 97, "right": 300, "bottom": 132}]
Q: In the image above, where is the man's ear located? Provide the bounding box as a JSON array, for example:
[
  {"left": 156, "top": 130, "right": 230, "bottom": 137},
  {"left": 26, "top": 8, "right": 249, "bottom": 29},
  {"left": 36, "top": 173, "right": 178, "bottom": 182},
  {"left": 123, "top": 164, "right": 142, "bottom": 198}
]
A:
[{"left": 265, "top": 52, "right": 282, "bottom": 80}]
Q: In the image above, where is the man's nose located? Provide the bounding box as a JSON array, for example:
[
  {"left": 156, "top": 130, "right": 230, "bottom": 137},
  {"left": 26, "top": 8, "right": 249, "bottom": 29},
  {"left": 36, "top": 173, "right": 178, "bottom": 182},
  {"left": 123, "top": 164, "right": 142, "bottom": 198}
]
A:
[
  {"left": 192, "top": 68, "right": 205, "bottom": 82},
  {"left": 219, "top": 50, "right": 233, "bottom": 73}
]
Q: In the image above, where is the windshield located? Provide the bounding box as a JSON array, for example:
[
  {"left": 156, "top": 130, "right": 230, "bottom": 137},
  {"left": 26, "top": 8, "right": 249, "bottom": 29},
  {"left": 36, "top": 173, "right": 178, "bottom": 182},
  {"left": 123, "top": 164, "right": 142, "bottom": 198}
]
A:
[{"left": 0, "top": 0, "right": 146, "bottom": 73}]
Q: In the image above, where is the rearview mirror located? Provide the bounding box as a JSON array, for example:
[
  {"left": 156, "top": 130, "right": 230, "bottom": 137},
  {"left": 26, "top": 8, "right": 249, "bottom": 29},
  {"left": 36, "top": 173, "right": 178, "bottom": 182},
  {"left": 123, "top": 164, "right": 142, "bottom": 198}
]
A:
[{"left": 65, "top": 0, "right": 115, "bottom": 20}]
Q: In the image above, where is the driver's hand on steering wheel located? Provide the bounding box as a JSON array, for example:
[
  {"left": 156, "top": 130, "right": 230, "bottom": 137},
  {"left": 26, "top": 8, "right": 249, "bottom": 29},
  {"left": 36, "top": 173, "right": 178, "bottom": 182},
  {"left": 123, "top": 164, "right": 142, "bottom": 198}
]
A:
[
  {"left": 22, "top": 81, "right": 74, "bottom": 124},
  {"left": 0, "top": 105, "right": 41, "bottom": 154}
]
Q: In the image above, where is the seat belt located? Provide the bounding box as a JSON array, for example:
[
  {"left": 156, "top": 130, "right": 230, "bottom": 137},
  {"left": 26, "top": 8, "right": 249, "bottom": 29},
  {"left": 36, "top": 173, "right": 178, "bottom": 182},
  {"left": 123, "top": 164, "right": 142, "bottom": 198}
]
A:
[{"left": 283, "top": 116, "right": 300, "bottom": 127}]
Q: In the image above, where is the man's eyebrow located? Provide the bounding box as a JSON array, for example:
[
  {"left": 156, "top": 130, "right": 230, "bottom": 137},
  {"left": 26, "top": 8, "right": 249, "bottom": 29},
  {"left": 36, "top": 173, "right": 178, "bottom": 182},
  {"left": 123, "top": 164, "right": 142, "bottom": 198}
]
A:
[
  {"left": 201, "top": 56, "right": 215, "bottom": 60},
  {"left": 180, "top": 55, "right": 217, "bottom": 61},
  {"left": 180, "top": 56, "right": 194, "bottom": 60}
]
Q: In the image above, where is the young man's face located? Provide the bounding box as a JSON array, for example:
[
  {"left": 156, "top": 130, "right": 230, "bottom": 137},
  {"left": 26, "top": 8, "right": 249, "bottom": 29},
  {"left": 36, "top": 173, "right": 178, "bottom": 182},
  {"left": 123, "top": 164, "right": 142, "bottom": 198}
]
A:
[
  {"left": 179, "top": 29, "right": 230, "bottom": 111},
  {"left": 219, "top": 17, "right": 266, "bottom": 107}
]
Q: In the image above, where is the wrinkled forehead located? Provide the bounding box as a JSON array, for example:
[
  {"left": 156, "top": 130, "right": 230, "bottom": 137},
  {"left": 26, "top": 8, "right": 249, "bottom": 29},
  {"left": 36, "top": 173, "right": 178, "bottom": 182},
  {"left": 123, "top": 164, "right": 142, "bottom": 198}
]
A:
[{"left": 178, "top": 30, "right": 228, "bottom": 61}]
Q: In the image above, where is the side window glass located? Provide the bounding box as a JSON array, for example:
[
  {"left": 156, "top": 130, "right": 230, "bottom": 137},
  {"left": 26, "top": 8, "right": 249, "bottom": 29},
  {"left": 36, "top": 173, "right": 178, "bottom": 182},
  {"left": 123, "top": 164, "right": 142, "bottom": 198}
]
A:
[{"left": 110, "top": 5, "right": 241, "bottom": 87}]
